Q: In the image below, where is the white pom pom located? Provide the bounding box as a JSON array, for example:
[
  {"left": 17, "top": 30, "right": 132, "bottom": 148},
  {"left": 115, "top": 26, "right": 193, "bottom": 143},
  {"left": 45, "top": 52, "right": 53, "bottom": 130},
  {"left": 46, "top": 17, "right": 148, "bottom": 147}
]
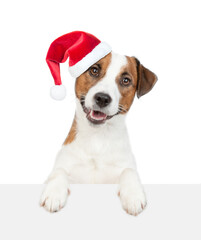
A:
[{"left": 50, "top": 85, "right": 66, "bottom": 100}]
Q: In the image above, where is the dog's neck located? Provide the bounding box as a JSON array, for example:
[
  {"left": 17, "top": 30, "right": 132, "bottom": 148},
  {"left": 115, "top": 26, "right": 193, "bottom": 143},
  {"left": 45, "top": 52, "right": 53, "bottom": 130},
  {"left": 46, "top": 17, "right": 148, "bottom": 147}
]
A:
[{"left": 75, "top": 98, "right": 127, "bottom": 134}]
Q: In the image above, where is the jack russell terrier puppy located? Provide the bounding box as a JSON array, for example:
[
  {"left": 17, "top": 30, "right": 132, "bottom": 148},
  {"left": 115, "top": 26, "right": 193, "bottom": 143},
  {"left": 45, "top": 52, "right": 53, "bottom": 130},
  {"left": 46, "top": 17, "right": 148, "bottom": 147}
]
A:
[{"left": 40, "top": 31, "right": 157, "bottom": 216}]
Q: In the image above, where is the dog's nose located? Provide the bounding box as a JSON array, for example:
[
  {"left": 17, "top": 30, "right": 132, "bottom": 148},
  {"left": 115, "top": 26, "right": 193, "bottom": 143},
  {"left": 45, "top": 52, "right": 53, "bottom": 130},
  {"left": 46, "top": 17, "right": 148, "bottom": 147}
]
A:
[{"left": 94, "top": 92, "right": 112, "bottom": 108}]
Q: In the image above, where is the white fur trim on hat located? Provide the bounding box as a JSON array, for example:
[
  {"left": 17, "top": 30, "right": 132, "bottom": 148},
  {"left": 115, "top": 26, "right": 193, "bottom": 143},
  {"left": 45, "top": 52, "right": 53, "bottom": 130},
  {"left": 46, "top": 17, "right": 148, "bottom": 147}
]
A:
[
  {"left": 50, "top": 85, "right": 66, "bottom": 100},
  {"left": 68, "top": 42, "right": 112, "bottom": 78}
]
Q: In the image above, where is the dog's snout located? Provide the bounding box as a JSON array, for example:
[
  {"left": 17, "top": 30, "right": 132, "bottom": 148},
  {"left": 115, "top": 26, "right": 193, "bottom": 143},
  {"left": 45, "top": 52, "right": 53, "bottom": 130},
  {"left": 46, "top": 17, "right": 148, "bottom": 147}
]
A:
[{"left": 94, "top": 92, "right": 112, "bottom": 108}]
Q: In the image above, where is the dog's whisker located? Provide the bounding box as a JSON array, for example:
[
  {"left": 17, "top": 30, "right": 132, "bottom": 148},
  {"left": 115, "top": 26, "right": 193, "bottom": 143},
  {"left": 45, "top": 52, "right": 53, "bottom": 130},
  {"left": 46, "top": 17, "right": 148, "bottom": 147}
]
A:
[
  {"left": 118, "top": 105, "right": 127, "bottom": 113},
  {"left": 80, "top": 95, "right": 86, "bottom": 101},
  {"left": 119, "top": 104, "right": 126, "bottom": 109},
  {"left": 76, "top": 92, "right": 86, "bottom": 99},
  {"left": 119, "top": 106, "right": 127, "bottom": 112}
]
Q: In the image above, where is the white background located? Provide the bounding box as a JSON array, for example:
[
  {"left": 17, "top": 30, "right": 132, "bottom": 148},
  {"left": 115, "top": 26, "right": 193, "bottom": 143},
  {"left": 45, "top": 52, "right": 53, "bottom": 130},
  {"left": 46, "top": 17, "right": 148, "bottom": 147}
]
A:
[{"left": 0, "top": 0, "right": 200, "bottom": 184}]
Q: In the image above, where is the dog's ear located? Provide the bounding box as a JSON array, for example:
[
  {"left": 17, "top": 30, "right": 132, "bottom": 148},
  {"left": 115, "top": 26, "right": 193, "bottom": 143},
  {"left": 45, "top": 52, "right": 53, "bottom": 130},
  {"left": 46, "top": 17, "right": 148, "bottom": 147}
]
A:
[{"left": 134, "top": 58, "right": 158, "bottom": 98}]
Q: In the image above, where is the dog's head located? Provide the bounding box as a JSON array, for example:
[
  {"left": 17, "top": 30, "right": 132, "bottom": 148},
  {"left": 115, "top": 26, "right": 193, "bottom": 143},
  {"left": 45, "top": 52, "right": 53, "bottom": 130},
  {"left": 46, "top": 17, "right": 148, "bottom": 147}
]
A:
[{"left": 75, "top": 52, "right": 157, "bottom": 125}]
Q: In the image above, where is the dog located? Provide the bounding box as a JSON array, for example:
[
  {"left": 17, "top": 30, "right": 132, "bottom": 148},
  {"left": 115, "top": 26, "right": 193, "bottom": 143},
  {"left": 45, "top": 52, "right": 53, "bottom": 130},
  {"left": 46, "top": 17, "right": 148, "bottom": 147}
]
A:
[{"left": 40, "top": 32, "right": 157, "bottom": 216}]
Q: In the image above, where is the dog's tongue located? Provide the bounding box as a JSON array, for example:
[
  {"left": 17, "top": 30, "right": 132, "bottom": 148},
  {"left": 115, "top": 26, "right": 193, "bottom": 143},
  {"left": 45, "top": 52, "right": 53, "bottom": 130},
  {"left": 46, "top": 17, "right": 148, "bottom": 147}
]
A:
[{"left": 91, "top": 110, "right": 107, "bottom": 120}]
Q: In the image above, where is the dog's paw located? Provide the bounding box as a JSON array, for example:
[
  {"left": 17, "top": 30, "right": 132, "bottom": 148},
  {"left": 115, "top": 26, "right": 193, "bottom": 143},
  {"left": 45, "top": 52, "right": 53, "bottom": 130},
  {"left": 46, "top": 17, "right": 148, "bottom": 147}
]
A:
[
  {"left": 40, "top": 181, "right": 70, "bottom": 213},
  {"left": 118, "top": 186, "right": 147, "bottom": 216}
]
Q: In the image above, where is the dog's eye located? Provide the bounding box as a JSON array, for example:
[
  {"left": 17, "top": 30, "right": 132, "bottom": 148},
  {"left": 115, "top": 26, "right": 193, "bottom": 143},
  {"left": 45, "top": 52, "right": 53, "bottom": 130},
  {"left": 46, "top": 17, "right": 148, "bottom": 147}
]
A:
[
  {"left": 89, "top": 66, "right": 99, "bottom": 77},
  {"left": 121, "top": 77, "right": 131, "bottom": 86}
]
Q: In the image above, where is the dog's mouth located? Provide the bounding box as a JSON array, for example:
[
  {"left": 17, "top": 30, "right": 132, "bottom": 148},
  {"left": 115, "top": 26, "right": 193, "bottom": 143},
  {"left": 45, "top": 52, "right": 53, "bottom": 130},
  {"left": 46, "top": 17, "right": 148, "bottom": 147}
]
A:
[
  {"left": 87, "top": 110, "right": 111, "bottom": 124},
  {"left": 80, "top": 97, "right": 118, "bottom": 125}
]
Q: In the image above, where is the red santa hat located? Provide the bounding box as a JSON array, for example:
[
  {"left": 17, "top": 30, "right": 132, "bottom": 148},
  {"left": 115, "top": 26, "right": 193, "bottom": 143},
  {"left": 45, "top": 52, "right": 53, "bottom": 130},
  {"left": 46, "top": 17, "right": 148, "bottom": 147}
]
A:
[{"left": 46, "top": 31, "right": 112, "bottom": 100}]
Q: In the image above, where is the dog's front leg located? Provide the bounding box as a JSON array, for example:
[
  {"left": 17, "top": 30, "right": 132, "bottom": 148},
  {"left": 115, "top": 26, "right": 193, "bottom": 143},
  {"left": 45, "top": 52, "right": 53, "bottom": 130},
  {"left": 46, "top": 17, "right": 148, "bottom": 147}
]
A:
[
  {"left": 118, "top": 168, "right": 147, "bottom": 216},
  {"left": 40, "top": 168, "right": 70, "bottom": 212}
]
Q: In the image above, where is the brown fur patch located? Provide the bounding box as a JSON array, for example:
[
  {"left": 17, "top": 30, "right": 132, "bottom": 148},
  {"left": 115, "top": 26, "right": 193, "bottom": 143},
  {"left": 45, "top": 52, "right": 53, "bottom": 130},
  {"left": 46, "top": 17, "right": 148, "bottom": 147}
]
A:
[
  {"left": 116, "top": 56, "right": 138, "bottom": 113},
  {"left": 63, "top": 117, "right": 77, "bottom": 145},
  {"left": 75, "top": 53, "right": 112, "bottom": 99}
]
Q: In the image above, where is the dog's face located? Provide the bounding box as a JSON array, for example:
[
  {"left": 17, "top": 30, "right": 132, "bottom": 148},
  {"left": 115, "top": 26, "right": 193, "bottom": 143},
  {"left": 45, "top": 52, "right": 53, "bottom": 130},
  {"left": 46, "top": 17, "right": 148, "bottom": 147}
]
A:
[{"left": 75, "top": 52, "right": 157, "bottom": 125}]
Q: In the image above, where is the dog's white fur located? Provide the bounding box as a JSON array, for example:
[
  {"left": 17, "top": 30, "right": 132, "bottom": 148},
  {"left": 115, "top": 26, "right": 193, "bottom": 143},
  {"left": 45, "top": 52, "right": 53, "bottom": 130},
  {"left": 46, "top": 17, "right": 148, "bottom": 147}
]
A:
[{"left": 40, "top": 52, "right": 147, "bottom": 215}]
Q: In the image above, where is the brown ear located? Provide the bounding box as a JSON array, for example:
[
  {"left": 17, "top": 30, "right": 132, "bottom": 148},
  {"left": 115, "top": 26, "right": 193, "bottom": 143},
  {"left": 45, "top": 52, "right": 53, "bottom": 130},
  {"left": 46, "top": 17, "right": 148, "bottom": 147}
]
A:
[{"left": 135, "top": 58, "right": 158, "bottom": 98}]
